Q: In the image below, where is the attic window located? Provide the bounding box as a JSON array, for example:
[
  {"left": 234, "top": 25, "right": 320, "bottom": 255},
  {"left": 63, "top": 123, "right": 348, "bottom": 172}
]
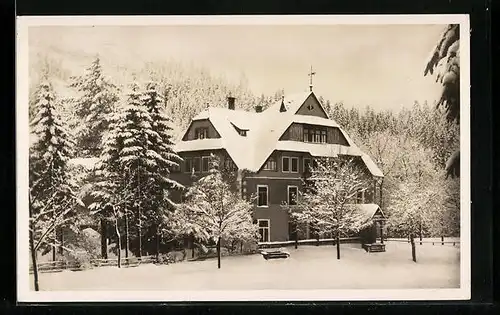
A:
[
  {"left": 231, "top": 123, "right": 248, "bottom": 137},
  {"left": 304, "top": 126, "right": 327, "bottom": 143},
  {"left": 195, "top": 128, "right": 209, "bottom": 139}
]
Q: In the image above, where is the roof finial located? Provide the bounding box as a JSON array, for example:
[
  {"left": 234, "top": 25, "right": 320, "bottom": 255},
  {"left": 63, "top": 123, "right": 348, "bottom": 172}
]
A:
[{"left": 308, "top": 65, "right": 316, "bottom": 92}]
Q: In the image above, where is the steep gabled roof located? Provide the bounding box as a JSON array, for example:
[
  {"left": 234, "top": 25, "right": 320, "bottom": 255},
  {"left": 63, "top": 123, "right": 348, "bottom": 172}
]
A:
[
  {"left": 174, "top": 91, "right": 384, "bottom": 178},
  {"left": 347, "top": 203, "right": 386, "bottom": 223}
]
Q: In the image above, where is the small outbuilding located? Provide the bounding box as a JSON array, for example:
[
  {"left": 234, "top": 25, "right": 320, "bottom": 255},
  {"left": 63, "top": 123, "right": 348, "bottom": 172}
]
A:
[{"left": 355, "top": 203, "right": 387, "bottom": 252}]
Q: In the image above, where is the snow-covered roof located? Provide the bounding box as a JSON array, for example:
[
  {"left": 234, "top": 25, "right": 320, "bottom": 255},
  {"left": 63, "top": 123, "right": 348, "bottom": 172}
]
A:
[
  {"left": 175, "top": 91, "right": 384, "bottom": 177},
  {"left": 175, "top": 138, "right": 225, "bottom": 153},
  {"left": 347, "top": 203, "right": 385, "bottom": 222}
]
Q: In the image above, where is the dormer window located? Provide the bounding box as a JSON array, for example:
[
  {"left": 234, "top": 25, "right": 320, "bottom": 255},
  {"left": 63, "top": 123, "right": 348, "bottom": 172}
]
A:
[
  {"left": 231, "top": 122, "right": 248, "bottom": 137},
  {"left": 195, "top": 127, "right": 209, "bottom": 139}
]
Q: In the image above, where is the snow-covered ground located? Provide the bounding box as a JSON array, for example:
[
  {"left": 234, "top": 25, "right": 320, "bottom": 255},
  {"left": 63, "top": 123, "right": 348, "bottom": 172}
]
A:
[{"left": 31, "top": 241, "right": 460, "bottom": 291}]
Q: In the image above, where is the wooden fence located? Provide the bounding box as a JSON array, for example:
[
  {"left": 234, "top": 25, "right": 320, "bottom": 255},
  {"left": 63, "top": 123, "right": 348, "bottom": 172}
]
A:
[
  {"left": 29, "top": 255, "right": 158, "bottom": 274},
  {"left": 384, "top": 238, "right": 459, "bottom": 246},
  {"left": 258, "top": 237, "right": 360, "bottom": 249}
]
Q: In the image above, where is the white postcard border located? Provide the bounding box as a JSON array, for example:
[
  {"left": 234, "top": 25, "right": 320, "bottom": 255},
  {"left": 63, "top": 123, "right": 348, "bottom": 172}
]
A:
[{"left": 16, "top": 14, "right": 471, "bottom": 302}]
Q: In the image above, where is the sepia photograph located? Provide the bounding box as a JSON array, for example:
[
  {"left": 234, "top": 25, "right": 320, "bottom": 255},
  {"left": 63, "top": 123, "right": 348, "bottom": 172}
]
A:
[{"left": 16, "top": 15, "right": 470, "bottom": 301}]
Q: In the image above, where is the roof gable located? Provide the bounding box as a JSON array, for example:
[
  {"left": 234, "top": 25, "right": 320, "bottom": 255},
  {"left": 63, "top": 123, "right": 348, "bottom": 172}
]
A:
[{"left": 295, "top": 93, "right": 329, "bottom": 119}]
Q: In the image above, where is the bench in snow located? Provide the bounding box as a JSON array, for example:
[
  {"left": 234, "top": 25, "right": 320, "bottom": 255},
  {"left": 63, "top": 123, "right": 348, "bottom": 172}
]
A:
[
  {"left": 261, "top": 249, "right": 290, "bottom": 260},
  {"left": 362, "top": 243, "right": 386, "bottom": 253}
]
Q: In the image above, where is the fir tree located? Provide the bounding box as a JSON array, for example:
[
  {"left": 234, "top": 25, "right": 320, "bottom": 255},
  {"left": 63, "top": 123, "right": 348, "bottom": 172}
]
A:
[
  {"left": 140, "top": 80, "right": 184, "bottom": 257},
  {"left": 69, "top": 56, "right": 119, "bottom": 157},
  {"left": 29, "top": 77, "right": 80, "bottom": 289},
  {"left": 424, "top": 24, "right": 460, "bottom": 178}
]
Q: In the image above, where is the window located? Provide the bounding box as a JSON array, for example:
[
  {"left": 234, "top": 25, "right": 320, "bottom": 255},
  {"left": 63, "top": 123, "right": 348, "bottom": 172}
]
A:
[
  {"left": 193, "top": 157, "right": 201, "bottom": 173},
  {"left": 291, "top": 157, "right": 299, "bottom": 173},
  {"left": 303, "top": 126, "right": 327, "bottom": 143},
  {"left": 282, "top": 156, "right": 298, "bottom": 173},
  {"left": 258, "top": 219, "right": 270, "bottom": 242},
  {"left": 282, "top": 157, "right": 290, "bottom": 172},
  {"left": 194, "top": 127, "right": 209, "bottom": 139},
  {"left": 257, "top": 185, "right": 268, "bottom": 207},
  {"left": 288, "top": 186, "right": 298, "bottom": 205},
  {"left": 184, "top": 158, "right": 193, "bottom": 173},
  {"left": 304, "top": 158, "right": 311, "bottom": 172},
  {"left": 356, "top": 191, "right": 365, "bottom": 204},
  {"left": 224, "top": 158, "right": 236, "bottom": 171},
  {"left": 263, "top": 157, "right": 277, "bottom": 171},
  {"left": 202, "top": 156, "right": 210, "bottom": 173}
]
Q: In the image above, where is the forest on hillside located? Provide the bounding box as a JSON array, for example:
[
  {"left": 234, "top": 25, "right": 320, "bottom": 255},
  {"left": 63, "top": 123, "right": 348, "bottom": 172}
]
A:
[{"left": 27, "top": 38, "right": 460, "bottom": 278}]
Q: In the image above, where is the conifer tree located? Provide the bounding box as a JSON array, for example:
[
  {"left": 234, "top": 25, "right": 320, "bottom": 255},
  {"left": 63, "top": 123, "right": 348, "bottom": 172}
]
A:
[
  {"left": 29, "top": 77, "right": 80, "bottom": 289},
  {"left": 140, "top": 80, "right": 184, "bottom": 257},
  {"left": 424, "top": 24, "right": 460, "bottom": 178},
  {"left": 69, "top": 56, "right": 119, "bottom": 157}
]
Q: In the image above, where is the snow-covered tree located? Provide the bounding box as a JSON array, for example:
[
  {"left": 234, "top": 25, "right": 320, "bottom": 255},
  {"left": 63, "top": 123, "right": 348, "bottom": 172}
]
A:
[
  {"left": 281, "top": 200, "right": 305, "bottom": 249},
  {"left": 140, "top": 80, "right": 184, "bottom": 257},
  {"left": 297, "top": 157, "right": 373, "bottom": 259},
  {"left": 176, "top": 155, "right": 258, "bottom": 269},
  {"left": 116, "top": 81, "right": 158, "bottom": 258},
  {"left": 90, "top": 80, "right": 185, "bottom": 260},
  {"left": 89, "top": 108, "right": 129, "bottom": 261},
  {"left": 386, "top": 179, "right": 443, "bottom": 262},
  {"left": 29, "top": 77, "right": 82, "bottom": 290},
  {"left": 69, "top": 56, "right": 119, "bottom": 157},
  {"left": 424, "top": 24, "right": 460, "bottom": 178}
]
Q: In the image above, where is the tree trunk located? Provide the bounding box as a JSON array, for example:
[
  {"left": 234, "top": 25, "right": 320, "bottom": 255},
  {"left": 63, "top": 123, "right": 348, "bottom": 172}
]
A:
[
  {"left": 217, "top": 237, "right": 221, "bottom": 269},
  {"left": 125, "top": 211, "right": 129, "bottom": 259},
  {"left": 138, "top": 210, "right": 142, "bottom": 259},
  {"left": 155, "top": 225, "right": 160, "bottom": 262},
  {"left": 100, "top": 218, "right": 108, "bottom": 259},
  {"left": 29, "top": 202, "right": 39, "bottom": 291},
  {"left": 52, "top": 227, "right": 56, "bottom": 261},
  {"left": 59, "top": 227, "right": 64, "bottom": 255},
  {"left": 441, "top": 235, "right": 444, "bottom": 246},
  {"left": 410, "top": 234, "right": 416, "bottom": 262},
  {"left": 115, "top": 218, "right": 122, "bottom": 269},
  {"left": 240, "top": 241, "right": 243, "bottom": 253},
  {"left": 336, "top": 233, "right": 341, "bottom": 260},
  {"left": 191, "top": 235, "right": 195, "bottom": 259}
]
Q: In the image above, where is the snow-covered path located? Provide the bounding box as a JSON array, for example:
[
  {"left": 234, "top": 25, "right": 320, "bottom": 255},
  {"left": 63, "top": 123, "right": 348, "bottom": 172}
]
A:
[{"left": 31, "top": 242, "right": 460, "bottom": 291}]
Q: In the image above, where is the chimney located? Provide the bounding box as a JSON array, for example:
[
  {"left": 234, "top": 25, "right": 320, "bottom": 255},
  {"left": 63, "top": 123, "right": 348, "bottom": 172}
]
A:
[
  {"left": 255, "top": 105, "right": 263, "bottom": 113},
  {"left": 227, "top": 96, "right": 236, "bottom": 110}
]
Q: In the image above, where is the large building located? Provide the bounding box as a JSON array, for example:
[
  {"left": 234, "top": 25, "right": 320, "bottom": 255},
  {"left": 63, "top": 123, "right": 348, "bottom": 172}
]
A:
[{"left": 171, "top": 89, "right": 384, "bottom": 242}]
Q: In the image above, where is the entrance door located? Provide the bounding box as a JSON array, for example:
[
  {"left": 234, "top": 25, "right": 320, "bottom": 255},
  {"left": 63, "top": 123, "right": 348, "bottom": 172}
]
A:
[{"left": 258, "top": 219, "right": 270, "bottom": 242}]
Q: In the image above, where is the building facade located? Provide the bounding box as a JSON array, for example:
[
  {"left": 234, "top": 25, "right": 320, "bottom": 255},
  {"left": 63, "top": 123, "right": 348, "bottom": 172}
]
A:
[{"left": 171, "top": 90, "right": 384, "bottom": 242}]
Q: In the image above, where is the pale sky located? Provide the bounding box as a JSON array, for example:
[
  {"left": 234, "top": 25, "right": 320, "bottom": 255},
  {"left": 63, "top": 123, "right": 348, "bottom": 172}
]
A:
[{"left": 29, "top": 24, "right": 446, "bottom": 111}]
